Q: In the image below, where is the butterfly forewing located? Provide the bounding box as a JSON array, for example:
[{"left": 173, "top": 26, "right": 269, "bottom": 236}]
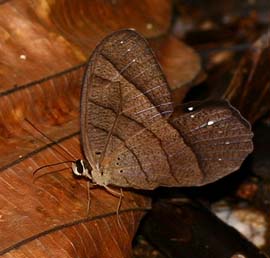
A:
[{"left": 97, "top": 30, "right": 173, "bottom": 116}]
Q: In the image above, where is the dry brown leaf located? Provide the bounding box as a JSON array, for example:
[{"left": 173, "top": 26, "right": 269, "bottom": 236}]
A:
[
  {"left": 0, "top": 1, "right": 204, "bottom": 256},
  {"left": 0, "top": 141, "right": 150, "bottom": 257},
  {"left": 0, "top": 0, "right": 172, "bottom": 256},
  {"left": 150, "top": 34, "right": 202, "bottom": 104},
  {"left": 0, "top": 0, "right": 171, "bottom": 90},
  {"left": 223, "top": 32, "right": 270, "bottom": 123},
  {"left": 0, "top": 65, "right": 152, "bottom": 256}
]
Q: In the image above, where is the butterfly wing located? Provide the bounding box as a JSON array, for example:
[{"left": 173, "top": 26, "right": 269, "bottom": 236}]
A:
[
  {"left": 80, "top": 29, "right": 204, "bottom": 189},
  {"left": 81, "top": 29, "right": 253, "bottom": 189},
  {"left": 169, "top": 100, "right": 254, "bottom": 185}
]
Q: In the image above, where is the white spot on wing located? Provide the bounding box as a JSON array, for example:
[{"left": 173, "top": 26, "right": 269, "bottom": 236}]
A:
[
  {"left": 207, "top": 120, "right": 214, "bottom": 126},
  {"left": 146, "top": 23, "right": 153, "bottom": 30},
  {"left": 20, "top": 54, "right": 27, "bottom": 60}
]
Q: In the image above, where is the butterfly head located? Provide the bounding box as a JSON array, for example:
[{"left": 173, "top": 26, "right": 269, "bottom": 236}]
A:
[{"left": 72, "top": 160, "right": 92, "bottom": 180}]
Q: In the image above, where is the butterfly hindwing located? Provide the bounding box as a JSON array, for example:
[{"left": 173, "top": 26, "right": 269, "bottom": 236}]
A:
[{"left": 169, "top": 100, "right": 253, "bottom": 185}]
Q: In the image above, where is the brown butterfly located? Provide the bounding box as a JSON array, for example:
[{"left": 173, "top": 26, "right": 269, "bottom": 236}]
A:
[{"left": 72, "top": 29, "right": 253, "bottom": 190}]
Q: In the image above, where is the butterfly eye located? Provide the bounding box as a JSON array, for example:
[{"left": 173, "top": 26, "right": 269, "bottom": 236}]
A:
[{"left": 72, "top": 160, "right": 84, "bottom": 176}]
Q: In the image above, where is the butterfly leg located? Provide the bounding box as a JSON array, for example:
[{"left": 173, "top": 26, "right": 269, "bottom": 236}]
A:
[
  {"left": 103, "top": 185, "right": 123, "bottom": 198},
  {"left": 103, "top": 185, "right": 124, "bottom": 228},
  {"left": 117, "top": 188, "right": 124, "bottom": 228},
  {"left": 116, "top": 188, "right": 123, "bottom": 216},
  {"left": 87, "top": 181, "right": 91, "bottom": 216},
  {"left": 86, "top": 181, "right": 98, "bottom": 217}
]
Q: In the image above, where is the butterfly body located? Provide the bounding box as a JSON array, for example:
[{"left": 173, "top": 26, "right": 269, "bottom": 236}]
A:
[{"left": 72, "top": 29, "right": 253, "bottom": 190}]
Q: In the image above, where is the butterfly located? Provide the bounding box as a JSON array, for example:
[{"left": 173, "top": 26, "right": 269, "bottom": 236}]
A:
[{"left": 72, "top": 29, "right": 253, "bottom": 190}]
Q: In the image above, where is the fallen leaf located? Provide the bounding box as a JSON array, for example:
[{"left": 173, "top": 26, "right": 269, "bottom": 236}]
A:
[
  {"left": 0, "top": 1, "right": 207, "bottom": 256},
  {"left": 224, "top": 32, "right": 270, "bottom": 123},
  {"left": 142, "top": 199, "right": 268, "bottom": 258},
  {"left": 150, "top": 34, "right": 202, "bottom": 104},
  {"left": 0, "top": 0, "right": 171, "bottom": 90}
]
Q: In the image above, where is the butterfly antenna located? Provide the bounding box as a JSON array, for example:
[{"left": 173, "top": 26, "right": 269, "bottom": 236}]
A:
[
  {"left": 32, "top": 165, "right": 73, "bottom": 183},
  {"left": 24, "top": 118, "right": 79, "bottom": 179},
  {"left": 32, "top": 160, "right": 74, "bottom": 177},
  {"left": 24, "top": 118, "right": 77, "bottom": 161}
]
